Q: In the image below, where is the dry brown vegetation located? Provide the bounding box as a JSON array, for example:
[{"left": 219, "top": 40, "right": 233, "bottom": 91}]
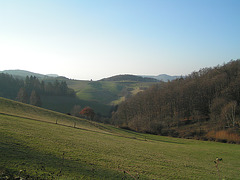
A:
[
  {"left": 112, "top": 60, "right": 240, "bottom": 143},
  {"left": 206, "top": 130, "right": 240, "bottom": 143}
]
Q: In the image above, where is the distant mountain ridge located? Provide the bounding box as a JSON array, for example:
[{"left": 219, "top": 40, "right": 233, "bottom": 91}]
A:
[
  {"left": 141, "top": 74, "right": 182, "bottom": 82},
  {"left": 1, "top": 69, "right": 180, "bottom": 82},
  {"left": 0, "top": 70, "right": 59, "bottom": 79},
  {"left": 46, "top": 74, "right": 59, "bottom": 77},
  {"left": 100, "top": 74, "right": 159, "bottom": 82}
]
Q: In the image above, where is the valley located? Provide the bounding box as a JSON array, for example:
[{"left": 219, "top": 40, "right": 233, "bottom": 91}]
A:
[
  {"left": 1, "top": 97, "right": 240, "bottom": 179},
  {"left": 1, "top": 1, "right": 240, "bottom": 179}
]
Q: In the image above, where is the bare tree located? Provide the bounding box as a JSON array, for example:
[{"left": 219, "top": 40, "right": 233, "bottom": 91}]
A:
[{"left": 221, "top": 101, "right": 237, "bottom": 127}]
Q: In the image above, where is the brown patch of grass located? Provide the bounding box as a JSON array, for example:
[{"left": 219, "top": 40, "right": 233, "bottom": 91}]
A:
[{"left": 206, "top": 130, "right": 240, "bottom": 144}]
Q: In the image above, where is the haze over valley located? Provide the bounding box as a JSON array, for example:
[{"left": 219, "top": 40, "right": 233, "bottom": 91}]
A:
[
  {"left": 1, "top": 0, "right": 240, "bottom": 179},
  {"left": 1, "top": 1, "right": 239, "bottom": 80}
]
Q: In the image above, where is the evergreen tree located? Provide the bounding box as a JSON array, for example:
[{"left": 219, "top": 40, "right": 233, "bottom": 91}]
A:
[
  {"left": 16, "top": 87, "right": 28, "bottom": 103},
  {"left": 60, "top": 81, "right": 68, "bottom": 95},
  {"left": 30, "top": 90, "right": 42, "bottom": 107},
  {"left": 0, "top": 73, "right": 24, "bottom": 98}
]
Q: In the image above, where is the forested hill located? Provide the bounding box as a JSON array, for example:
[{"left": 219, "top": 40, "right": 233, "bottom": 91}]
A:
[
  {"left": 112, "top": 60, "right": 240, "bottom": 143},
  {"left": 100, "top": 74, "right": 159, "bottom": 82},
  {"left": 0, "top": 74, "right": 75, "bottom": 104},
  {"left": 0, "top": 70, "right": 59, "bottom": 79}
]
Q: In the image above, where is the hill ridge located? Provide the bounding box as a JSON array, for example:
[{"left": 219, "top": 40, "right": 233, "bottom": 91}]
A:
[
  {"left": 100, "top": 74, "right": 159, "bottom": 82},
  {"left": 141, "top": 74, "right": 182, "bottom": 82},
  {"left": 0, "top": 69, "right": 60, "bottom": 79}
]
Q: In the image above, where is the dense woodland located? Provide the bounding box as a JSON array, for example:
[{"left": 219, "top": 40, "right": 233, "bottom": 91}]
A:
[
  {"left": 112, "top": 60, "right": 240, "bottom": 143},
  {"left": 0, "top": 74, "right": 75, "bottom": 106}
]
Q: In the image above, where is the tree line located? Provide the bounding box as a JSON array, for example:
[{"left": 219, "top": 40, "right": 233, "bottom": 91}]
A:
[
  {"left": 112, "top": 60, "right": 240, "bottom": 140},
  {"left": 0, "top": 74, "right": 75, "bottom": 106}
]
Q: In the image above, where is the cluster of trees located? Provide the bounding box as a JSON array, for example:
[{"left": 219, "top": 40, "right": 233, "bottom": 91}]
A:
[
  {"left": 16, "top": 88, "right": 42, "bottom": 106},
  {"left": 0, "top": 73, "right": 24, "bottom": 99},
  {"left": 23, "top": 76, "right": 75, "bottom": 97},
  {"left": 112, "top": 60, "right": 240, "bottom": 138},
  {"left": 70, "top": 105, "right": 113, "bottom": 123},
  {"left": 0, "top": 74, "right": 75, "bottom": 106}
]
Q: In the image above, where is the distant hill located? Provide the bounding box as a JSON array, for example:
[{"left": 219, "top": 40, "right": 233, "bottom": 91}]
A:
[
  {"left": 100, "top": 74, "right": 159, "bottom": 82},
  {"left": 1, "top": 70, "right": 157, "bottom": 116},
  {"left": 142, "top": 74, "right": 182, "bottom": 82},
  {"left": 46, "top": 74, "right": 59, "bottom": 77},
  {"left": 0, "top": 70, "right": 59, "bottom": 79},
  {"left": 1, "top": 69, "right": 179, "bottom": 82}
]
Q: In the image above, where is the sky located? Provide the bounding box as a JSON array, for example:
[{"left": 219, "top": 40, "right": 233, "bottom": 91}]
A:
[{"left": 0, "top": 0, "right": 240, "bottom": 80}]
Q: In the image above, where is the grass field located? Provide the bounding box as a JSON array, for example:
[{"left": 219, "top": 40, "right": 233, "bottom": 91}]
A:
[
  {"left": 67, "top": 80, "right": 157, "bottom": 105},
  {"left": 1, "top": 97, "right": 240, "bottom": 179}
]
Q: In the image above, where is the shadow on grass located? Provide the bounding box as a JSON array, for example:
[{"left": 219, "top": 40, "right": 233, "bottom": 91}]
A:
[
  {"left": 116, "top": 127, "right": 184, "bottom": 145},
  {"left": 1, "top": 112, "right": 182, "bottom": 146},
  {"left": 0, "top": 134, "right": 130, "bottom": 179}
]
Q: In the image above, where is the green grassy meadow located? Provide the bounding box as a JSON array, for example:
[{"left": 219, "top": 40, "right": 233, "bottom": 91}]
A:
[
  {"left": 1, "top": 97, "right": 240, "bottom": 179},
  {"left": 67, "top": 80, "right": 157, "bottom": 105}
]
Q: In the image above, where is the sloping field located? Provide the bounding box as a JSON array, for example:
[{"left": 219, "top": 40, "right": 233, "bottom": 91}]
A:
[
  {"left": 67, "top": 79, "right": 157, "bottom": 105},
  {"left": 0, "top": 97, "right": 105, "bottom": 133},
  {"left": 0, "top": 97, "right": 240, "bottom": 179}
]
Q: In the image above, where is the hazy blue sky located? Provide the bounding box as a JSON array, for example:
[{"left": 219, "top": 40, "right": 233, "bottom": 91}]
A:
[{"left": 1, "top": 0, "right": 240, "bottom": 80}]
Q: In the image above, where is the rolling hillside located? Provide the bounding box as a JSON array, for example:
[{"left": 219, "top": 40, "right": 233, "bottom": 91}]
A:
[
  {"left": 0, "top": 70, "right": 161, "bottom": 116},
  {"left": 0, "top": 70, "right": 162, "bottom": 104},
  {"left": 100, "top": 74, "right": 159, "bottom": 82},
  {"left": 1, "top": 97, "right": 240, "bottom": 179},
  {"left": 67, "top": 79, "right": 159, "bottom": 106},
  {"left": 0, "top": 97, "right": 103, "bottom": 132},
  {"left": 0, "top": 70, "right": 58, "bottom": 79}
]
